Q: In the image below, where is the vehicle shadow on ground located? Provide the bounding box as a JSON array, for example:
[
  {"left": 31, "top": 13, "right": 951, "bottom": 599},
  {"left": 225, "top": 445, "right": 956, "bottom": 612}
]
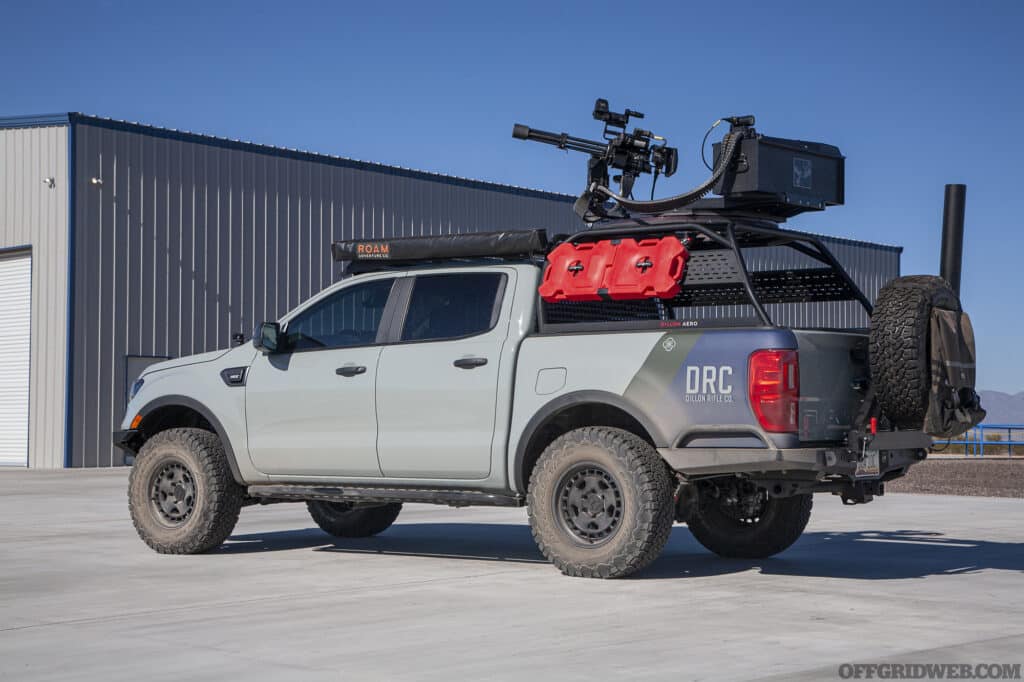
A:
[
  {"left": 223, "top": 523, "right": 548, "bottom": 564},
  {"left": 222, "top": 525, "right": 1024, "bottom": 579},
  {"left": 642, "top": 528, "right": 1024, "bottom": 580}
]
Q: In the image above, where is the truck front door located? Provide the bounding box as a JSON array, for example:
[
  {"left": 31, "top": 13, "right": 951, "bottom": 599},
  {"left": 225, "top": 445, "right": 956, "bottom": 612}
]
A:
[
  {"left": 245, "top": 276, "right": 398, "bottom": 477},
  {"left": 375, "top": 270, "right": 511, "bottom": 479}
]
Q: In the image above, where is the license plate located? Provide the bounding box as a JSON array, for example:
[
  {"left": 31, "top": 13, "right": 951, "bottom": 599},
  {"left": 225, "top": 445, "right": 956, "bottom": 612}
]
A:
[{"left": 855, "top": 450, "right": 880, "bottom": 478}]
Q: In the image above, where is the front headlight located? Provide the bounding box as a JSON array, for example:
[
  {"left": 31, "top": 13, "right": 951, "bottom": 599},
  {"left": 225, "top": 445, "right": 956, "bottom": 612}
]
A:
[{"left": 129, "top": 377, "right": 145, "bottom": 401}]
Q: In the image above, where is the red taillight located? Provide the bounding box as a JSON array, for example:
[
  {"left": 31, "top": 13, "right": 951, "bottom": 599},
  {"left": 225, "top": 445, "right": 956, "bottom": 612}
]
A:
[{"left": 748, "top": 349, "right": 799, "bottom": 433}]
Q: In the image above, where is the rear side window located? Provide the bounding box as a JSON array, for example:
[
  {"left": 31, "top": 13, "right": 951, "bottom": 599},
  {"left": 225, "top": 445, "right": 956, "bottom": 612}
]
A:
[
  {"left": 401, "top": 273, "right": 506, "bottom": 342},
  {"left": 286, "top": 278, "right": 394, "bottom": 350}
]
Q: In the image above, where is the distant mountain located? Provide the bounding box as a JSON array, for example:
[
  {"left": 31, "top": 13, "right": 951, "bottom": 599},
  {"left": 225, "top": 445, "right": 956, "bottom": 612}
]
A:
[{"left": 977, "top": 391, "right": 1024, "bottom": 424}]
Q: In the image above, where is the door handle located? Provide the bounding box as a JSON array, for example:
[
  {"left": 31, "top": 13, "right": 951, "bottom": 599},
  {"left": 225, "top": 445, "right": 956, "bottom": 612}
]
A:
[
  {"left": 453, "top": 357, "right": 488, "bottom": 369},
  {"left": 336, "top": 365, "right": 367, "bottom": 377}
]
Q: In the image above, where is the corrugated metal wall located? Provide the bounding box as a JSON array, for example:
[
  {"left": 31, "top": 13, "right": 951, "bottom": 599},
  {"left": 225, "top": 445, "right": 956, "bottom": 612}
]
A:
[
  {"left": 0, "top": 125, "right": 69, "bottom": 468},
  {"left": 70, "top": 119, "right": 581, "bottom": 467}
]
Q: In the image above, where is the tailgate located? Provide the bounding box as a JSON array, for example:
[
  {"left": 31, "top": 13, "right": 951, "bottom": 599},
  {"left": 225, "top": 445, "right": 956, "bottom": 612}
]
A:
[{"left": 794, "top": 330, "right": 868, "bottom": 442}]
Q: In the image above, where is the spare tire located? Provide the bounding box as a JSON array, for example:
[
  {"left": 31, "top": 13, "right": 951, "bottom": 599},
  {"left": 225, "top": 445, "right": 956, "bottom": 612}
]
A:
[{"left": 869, "top": 275, "right": 960, "bottom": 429}]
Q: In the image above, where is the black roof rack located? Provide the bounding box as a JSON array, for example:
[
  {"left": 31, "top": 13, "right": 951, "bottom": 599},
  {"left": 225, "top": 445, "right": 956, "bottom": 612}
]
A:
[{"left": 330, "top": 217, "right": 873, "bottom": 329}]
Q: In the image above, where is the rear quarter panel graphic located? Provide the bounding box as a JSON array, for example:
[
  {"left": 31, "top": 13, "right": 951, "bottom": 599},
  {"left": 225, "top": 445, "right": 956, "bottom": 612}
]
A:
[
  {"left": 624, "top": 328, "right": 797, "bottom": 447},
  {"left": 509, "top": 328, "right": 798, "bottom": 466}
]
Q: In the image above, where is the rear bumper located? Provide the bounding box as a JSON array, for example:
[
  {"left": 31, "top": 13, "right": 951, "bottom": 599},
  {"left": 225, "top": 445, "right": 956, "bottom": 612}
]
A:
[
  {"left": 659, "top": 447, "right": 826, "bottom": 476},
  {"left": 659, "top": 431, "right": 931, "bottom": 478}
]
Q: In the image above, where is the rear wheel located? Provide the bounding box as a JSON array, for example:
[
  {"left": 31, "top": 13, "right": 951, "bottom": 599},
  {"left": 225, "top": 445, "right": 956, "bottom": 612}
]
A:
[
  {"left": 527, "top": 426, "right": 674, "bottom": 578},
  {"left": 306, "top": 501, "right": 402, "bottom": 538},
  {"left": 128, "top": 428, "right": 245, "bottom": 554},
  {"left": 687, "top": 484, "right": 812, "bottom": 559}
]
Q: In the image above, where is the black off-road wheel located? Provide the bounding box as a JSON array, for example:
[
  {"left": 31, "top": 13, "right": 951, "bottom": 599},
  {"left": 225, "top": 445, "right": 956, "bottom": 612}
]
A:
[
  {"left": 128, "top": 428, "right": 245, "bottom": 554},
  {"left": 307, "top": 501, "right": 402, "bottom": 538},
  {"left": 869, "top": 275, "right": 960, "bottom": 429},
  {"left": 687, "top": 490, "right": 812, "bottom": 559},
  {"left": 527, "top": 427, "right": 674, "bottom": 579}
]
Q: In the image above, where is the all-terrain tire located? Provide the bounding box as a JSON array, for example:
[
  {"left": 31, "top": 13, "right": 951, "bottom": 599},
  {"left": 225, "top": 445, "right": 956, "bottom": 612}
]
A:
[
  {"left": 688, "top": 493, "right": 812, "bottom": 559},
  {"left": 527, "top": 427, "right": 674, "bottom": 579},
  {"left": 307, "top": 502, "right": 402, "bottom": 538},
  {"left": 869, "top": 275, "right": 960, "bottom": 428},
  {"left": 128, "top": 427, "right": 245, "bottom": 554}
]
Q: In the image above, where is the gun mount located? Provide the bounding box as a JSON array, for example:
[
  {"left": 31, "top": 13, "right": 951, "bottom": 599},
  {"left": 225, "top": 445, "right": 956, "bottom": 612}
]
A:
[{"left": 513, "top": 99, "right": 844, "bottom": 223}]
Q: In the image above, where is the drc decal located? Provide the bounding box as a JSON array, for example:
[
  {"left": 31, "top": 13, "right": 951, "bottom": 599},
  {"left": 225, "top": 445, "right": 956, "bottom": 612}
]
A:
[
  {"left": 684, "top": 365, "right": 734, "bottom": 403},
  {"left": 622, "top": 328, "right": 795, "bottom": 444}
]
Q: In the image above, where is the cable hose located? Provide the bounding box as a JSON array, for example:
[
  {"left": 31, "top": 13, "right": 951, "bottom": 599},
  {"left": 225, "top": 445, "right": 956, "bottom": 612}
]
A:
[{"left": 591, "top": 129, "right": 745, "bottom": 215}]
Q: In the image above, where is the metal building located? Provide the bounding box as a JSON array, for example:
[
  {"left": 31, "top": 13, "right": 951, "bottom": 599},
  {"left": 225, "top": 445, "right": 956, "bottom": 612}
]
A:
[{"left": 0, "top": 113, "right": 902, "bottom": 469}]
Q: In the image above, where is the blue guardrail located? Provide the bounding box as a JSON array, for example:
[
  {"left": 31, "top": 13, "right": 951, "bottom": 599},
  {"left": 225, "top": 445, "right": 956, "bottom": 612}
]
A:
[{"left": 937, "top": 424, "right": 1024, "bottom": 456}]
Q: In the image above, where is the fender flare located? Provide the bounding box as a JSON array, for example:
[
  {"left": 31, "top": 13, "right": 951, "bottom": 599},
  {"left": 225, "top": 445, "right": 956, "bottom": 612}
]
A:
[
  {"left": 511, "top": 390, "right": 669, "bottom": 492},
  {"left": 135, "top": 395, "right": 246, "bottom": 486}
]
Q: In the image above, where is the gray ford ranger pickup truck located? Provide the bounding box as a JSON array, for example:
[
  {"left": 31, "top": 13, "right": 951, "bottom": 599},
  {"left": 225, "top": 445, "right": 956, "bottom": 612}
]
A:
[
  {"left": 115, "top": 107, "right": 984, "bottom": 578},
  {"left": 114, "top": 218, "right": 983, "bottom": 579}
]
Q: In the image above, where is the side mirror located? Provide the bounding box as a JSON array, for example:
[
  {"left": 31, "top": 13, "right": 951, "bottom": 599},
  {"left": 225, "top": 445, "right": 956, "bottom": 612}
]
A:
[{"left": 253, "top": 322, "right": 283, "bottom": 354}]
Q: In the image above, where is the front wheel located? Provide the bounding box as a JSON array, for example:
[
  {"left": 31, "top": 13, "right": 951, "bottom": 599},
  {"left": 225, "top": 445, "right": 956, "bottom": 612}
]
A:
[
  {"left": 527, "top": 427, "right": 675, "bottom": 579},
  {"left": 128, "top": 428, "right": 245, "bottom": 554},
  {"left": 687, "top": 485, "right": 812, "bottom": 559}
]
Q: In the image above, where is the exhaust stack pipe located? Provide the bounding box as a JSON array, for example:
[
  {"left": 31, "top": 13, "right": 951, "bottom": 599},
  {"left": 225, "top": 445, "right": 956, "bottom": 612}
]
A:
[{"left": 940, "top": 183, "right": 966, "bottom": 296}]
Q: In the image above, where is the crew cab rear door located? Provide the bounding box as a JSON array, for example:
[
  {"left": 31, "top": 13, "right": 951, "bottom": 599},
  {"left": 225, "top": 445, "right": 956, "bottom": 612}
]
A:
[{"left": 375, "top": 269, "right": 513, "bottom": 479}]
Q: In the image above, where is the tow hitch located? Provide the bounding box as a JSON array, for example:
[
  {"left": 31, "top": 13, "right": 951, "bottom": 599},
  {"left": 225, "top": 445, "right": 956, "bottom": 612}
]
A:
[
  {"left": 835, "top": 410, "right": 931, "bottom": 504},
  {"left": 836, "top": 480, "right": 885, "bottom": 505}
]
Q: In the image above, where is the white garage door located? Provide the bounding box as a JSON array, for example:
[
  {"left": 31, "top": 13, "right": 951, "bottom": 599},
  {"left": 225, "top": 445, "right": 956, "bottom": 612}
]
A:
[{"left": 0, "top": 253, "right": 31, "bottom": 466}]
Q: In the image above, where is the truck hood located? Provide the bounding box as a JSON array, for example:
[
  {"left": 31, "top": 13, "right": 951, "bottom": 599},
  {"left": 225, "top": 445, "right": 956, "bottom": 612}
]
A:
[{"left": 144, "top": 348, "right": 235, "bottom": 375}]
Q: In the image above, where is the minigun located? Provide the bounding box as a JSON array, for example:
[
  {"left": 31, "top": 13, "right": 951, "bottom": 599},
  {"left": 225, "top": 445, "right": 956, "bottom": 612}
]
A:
[
  {"left": 514, "top": 99, "right": 843, "bottom": 222},
  {"left": 513, "top": 99, "right": 679, "bottom": 218}
]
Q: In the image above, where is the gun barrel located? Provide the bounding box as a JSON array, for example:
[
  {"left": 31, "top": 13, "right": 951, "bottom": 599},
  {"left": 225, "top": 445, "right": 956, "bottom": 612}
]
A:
[{"left": 512, "top": 124, "right": 606, "bottom": 157}]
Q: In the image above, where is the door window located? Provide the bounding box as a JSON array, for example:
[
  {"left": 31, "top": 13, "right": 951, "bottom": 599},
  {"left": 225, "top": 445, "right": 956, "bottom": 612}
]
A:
[
  {"left": 286, "top": 278, "right": 394, "bottom": 350},
  {"left": 400, "top": 273, "right": 506, "bottom": 342}
]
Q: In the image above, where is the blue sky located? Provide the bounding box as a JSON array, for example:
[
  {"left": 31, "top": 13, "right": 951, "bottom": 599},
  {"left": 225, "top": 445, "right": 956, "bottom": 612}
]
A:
[{"left": 2, "top": 0, "right": 1022, "bottom": 391}]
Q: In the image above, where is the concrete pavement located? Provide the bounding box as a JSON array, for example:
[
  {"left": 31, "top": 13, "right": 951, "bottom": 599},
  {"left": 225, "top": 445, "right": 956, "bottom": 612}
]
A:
[{"left": 0, "top": 469, "right": 1021, "bottom": 681}]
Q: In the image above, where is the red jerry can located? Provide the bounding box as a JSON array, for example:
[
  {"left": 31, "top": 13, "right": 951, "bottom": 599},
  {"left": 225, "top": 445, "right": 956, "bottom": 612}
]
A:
[
  {"left": 539, "top": 237, "right": 687, "bottom": 302},
  {"left": 538, "top": 241, "right": 616, "bottom": 302},
  {"left": 604, "top": 237, "right": 688, "bottom": 300}
]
